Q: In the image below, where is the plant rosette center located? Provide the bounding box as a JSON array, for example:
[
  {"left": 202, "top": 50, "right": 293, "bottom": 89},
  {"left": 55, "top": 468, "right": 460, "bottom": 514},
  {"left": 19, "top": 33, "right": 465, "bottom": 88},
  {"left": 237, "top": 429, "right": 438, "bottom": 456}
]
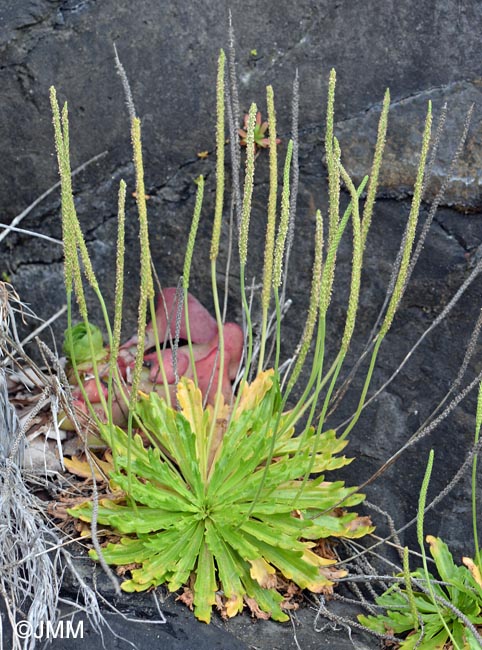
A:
[{"left": 69, "top": 369, "right": 373, "bottom": 622}]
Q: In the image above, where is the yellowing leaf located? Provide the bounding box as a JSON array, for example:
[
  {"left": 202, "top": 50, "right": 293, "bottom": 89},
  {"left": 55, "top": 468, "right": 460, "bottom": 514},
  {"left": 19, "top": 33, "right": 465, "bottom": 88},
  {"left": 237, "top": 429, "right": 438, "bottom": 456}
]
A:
[
  {"left": 64, "top": 454, "right": 113, "bottom": 481},
  {"left": 249, "top": 558, "right": 277, "bottom": 588},
  {"left": 205, "top": 397, "right": 230, "bottom": 432},
  {"left": 345, "top": 515, "right": 375, "bottom": 538},
  {"left": 197, "top": 150, "right": 209, "bottom": 159},
  {"left": 236, "top": 369, "right": 274, "bottom": 416},
  {"left": 206, "top": 399, "right": 230, "bottom": 472},
  {"left": 177, "top": 377, "right": 205, "bottom": 436},
  {"left": 302, "top": 575, "right": 334, "bottom": 593},
  {"left": 319, "top": 565, "right": 348, "bottom": 583},
  {"left": 463, "top": 557, "right": 482, "bottom": 588},
  {"left": 225, "top": 594, "right": 244, "bottom": 618},
  {"left": 302, "top": 548, "right": 336, "bottom": 568}
]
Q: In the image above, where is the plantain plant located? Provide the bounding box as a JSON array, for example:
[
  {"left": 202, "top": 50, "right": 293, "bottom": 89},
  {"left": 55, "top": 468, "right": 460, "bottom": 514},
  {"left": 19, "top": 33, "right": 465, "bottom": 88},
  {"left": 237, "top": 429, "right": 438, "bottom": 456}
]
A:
[
  {"left": 72, "top": 371, "right": 372, "bottom": 621},
  {"left": 359, "top": 372, "right": 482, "bottom": 648},
  {"left": 50, "top": 41, "right": 434, "bottom": 622},
  {"left": 359, "top": 534, "right": 482, "bottom": 649}
]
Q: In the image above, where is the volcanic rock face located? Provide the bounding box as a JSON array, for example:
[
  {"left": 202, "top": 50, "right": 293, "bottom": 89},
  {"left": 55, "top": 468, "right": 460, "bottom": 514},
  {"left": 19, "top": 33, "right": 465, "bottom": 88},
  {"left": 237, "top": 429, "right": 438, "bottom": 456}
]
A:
[{"left": 1, "top": 1, "right": 482, "bottom": 648}]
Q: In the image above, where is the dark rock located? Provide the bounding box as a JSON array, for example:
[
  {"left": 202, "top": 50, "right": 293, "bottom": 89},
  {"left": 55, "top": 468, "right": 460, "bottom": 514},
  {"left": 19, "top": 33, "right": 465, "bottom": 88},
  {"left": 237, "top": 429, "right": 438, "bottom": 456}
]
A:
[{"left": 335, "top": 80, "right": 482, "bottom": 211}]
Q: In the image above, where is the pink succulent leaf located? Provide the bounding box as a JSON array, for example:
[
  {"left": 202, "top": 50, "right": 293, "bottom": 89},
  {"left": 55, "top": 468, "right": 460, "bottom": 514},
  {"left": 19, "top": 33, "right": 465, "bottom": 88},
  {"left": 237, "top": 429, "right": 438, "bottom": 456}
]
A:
[
  {"left": 259, "top": 137, "right": 281, "bottom": 148},
  {"left": 258, "top": 120, "right": 269, "bottom": 136},
  {"left": 195, "top": 346, "right": 230, "bottom": 404},
  {"left": 71, "top": 378, "right": 131, "bottom": 426},
  {"left": 238, "top": 129, "right": 248, "bottom": 146},
  {"left": 239, "top": 111, "right": 281, "bottom": 151},
  {"left": 144, "top": 287, "right": 218, "bottom": 348},
  {"left": 68, "top": 292, "right": 244, "bottom": 426},
  {"left": 143, "top": 347, "right": 189, "bottom": 384},
  {"left": 73, "top": 378, "right": 107, "bottom": 404},
  {"left": 223, "top": 322, "right": 244, "bottom": 380}
]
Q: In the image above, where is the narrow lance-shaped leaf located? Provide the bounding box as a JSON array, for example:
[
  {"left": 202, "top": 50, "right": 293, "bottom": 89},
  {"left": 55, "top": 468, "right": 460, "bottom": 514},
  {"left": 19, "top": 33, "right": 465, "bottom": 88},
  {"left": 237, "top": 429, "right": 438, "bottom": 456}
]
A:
[{"left": 193, "top": 541, "right": 218, "bottom": 623}]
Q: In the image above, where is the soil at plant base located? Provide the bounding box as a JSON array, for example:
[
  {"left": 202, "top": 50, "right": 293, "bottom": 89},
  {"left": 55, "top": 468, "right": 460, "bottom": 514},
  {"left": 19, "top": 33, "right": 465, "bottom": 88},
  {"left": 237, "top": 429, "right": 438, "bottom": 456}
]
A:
[
  {"left": 1, "top": 1, "right": 482, "bottom": 648},
  {"left": 1, "top": 546, "right": 375, "bottom": 650}
]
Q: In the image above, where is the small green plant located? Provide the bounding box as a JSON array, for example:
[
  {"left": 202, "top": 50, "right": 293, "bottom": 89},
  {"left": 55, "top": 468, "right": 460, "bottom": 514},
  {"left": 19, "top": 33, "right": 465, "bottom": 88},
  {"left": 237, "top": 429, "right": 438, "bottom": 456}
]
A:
[
  {"left": 50, "top": 37, "right": 434, "bottom": 623},
  {"left": 359, "top": 535, "right": 482, "bottom": 649},
  {"left": 359, "top": 376, "right": 482, "bottom": 648},
  {"left": 62, "top": 322, "right": 107, "bottom": 365},
  {"left": 238, "top": 109, "right": 281, "bottom": 150}
]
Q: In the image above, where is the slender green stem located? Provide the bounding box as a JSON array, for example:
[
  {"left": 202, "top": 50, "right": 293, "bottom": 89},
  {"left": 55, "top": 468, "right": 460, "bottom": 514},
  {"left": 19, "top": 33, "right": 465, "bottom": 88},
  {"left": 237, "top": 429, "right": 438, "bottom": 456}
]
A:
[
  {"left": 339, "top": 335, "right": 382, "bottom": 440},
  {"left": 240, "top": 264, "right": 254, "bottom": 382},
  {"left": 227, "top": 265, "right": 254, "bottom": 427},
  {"left": 65, "top": 293, "right": 98, "bottom": 422},
  {"left": 258, "top": 85, "right": 278, "bottom": 374},
  {"left": 472, "top": 447, "right": 480, "bottom": 570},
  {"left": 273, "top": 289, "right": 282, "bottom": 372},
  {"left": 183, "top": 175, "right": 205, "bottom": 390},
  {"left": 257, "top": 312, "right": 268, "bottom": 375},
  {"left": 293, "top": 352, "right": 344, "bottom": 507},
  {"left": 107, "top": 180, "right": 128, "bottom": 471},
  {"left": 418, "top": 451, "right": 460, "bottom": 650},
  {"left": 282, "top": 350, "right": 347, "bottom": 441},
  {"left": 183, "top": 287, "right": 199, "bottom": 389},
  {"left": 287, "top": 178, "right": 366, "bottom": 414},
  {"left": 473, "top": 380, "right": 482, "bottom": 567},
  {"left": 281, "top": 317, "right": 326, "bottom": 434},
  {"left": 147, "top": 296, "right": 172, "bottom": 407},
  {"left": 403, "top": 546, "right": 419, "bottom": 630},
  {"left": 282, "top": 179, "right": 367, "bottom": 430},
  {"left": 290, "top": 326, "right": 328, "bottom": 465},
  {"left": 285, "top": 209, "right": 323, "bottom": 393},
  {"left": 206, "top": 259, "right": 225, "bottom": 479}
]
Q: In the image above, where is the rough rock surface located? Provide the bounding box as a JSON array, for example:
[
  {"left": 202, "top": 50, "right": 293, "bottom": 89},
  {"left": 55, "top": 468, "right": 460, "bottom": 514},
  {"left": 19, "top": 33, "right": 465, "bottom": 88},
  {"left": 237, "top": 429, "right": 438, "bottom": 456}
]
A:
[
  {"left": 1, "top": 1, "right": 482, "bottom": 648},
  {"left": 335, "top": 80, "right": 482, "bottom": 210}
]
